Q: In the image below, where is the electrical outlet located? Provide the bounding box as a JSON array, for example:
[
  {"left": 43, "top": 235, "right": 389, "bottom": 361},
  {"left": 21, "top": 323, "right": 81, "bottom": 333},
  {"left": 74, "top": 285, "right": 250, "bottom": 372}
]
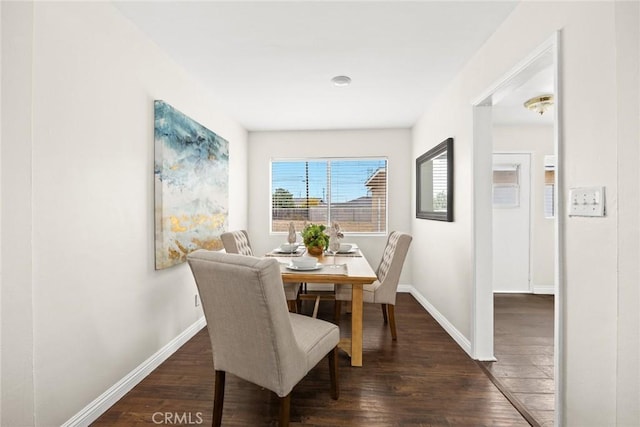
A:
[
  {"left": 569, "top": 187, "right": 605, "bottom": 217},
  {"left": 195, "top": 294, "right": 200, "bottom": 307}
]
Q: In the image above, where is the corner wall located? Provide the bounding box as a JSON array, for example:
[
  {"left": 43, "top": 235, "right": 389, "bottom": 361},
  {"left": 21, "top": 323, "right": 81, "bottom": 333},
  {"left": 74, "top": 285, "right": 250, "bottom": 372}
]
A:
[
  {"left": 411, "top": 1, "right": 638, "bottom": 425},
  {"left": 614, "top": 1, "right": 640, "bottom": 425},
  {"left": 2, "top": 2, "right": 248, "bottom": 425},
  {"left": 1, "top": 2, "right": 35, "bottom": 425}
]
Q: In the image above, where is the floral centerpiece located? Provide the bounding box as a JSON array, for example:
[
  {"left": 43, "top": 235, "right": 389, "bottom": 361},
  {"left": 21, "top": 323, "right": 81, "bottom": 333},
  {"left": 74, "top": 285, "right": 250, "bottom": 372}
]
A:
[{"left": 301, "top": 223, "right": 330, "bottom": 256}]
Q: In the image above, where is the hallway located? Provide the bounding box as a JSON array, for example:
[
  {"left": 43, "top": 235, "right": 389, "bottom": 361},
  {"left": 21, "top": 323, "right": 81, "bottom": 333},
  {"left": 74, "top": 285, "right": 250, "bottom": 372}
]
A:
[{"left": 479, "top": 294, "right": 555, "bottom": 427}]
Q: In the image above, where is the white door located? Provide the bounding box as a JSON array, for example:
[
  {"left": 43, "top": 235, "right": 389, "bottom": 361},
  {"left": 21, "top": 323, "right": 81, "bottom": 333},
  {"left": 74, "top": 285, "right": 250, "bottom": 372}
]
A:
[{"left": 492, "top": 153, "right": 531, "bottom": 292}]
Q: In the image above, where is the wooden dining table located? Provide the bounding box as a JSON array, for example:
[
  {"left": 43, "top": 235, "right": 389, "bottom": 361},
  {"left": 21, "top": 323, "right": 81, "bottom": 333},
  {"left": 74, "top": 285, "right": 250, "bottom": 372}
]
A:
[{"left": 267, "top": 247, "right": 377, "bottom": 367}]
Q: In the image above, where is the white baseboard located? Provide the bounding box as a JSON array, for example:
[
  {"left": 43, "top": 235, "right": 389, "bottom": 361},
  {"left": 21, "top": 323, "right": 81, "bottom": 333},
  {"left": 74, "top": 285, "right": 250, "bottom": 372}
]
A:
[
  {"left": 62, "top": 317, "right": 207, "bottom": 427},
  {"left": 397, "top": 284, "right": 412, "bottom": 293},
  {"left": 399, "top": 285, "right": 472, "bottom": 356}
]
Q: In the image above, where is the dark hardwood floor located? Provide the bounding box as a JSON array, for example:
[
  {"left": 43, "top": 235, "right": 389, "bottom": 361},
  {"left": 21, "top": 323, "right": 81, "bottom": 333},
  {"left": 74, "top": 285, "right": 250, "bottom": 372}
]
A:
[
  {"left": 93, "top": 294, "right": 529, "bottom": 426},
  {"left": 479, "top": 294, "right": 555, "bottom": 427}
]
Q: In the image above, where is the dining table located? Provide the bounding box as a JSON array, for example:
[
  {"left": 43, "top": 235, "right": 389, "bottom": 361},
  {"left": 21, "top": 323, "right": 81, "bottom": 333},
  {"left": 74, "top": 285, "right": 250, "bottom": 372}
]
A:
[{"left": 266, "top": 245, "right": 377, "bottom": 367}]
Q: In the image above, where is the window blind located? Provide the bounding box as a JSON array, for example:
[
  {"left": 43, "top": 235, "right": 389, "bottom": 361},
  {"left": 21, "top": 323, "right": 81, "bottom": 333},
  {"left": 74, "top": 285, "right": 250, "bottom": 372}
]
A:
[
  {"left": 271, "top": 158, "right": 387, "bottom": 233},
  {"left": 492, "top": 164, "right": 520, "bottom": 208}
]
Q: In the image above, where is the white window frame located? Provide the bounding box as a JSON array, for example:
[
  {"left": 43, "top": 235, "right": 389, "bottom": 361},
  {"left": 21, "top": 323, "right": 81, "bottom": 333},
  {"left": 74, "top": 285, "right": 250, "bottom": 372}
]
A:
[
  {"left": 269, "top": 157, "right": 388, "bottom": 236},
  {"left": 492, "top": 164, "right": 521, "bottom": 209},
  {"left": 544, "top": 155, "right": 556, "bottom": 218}
]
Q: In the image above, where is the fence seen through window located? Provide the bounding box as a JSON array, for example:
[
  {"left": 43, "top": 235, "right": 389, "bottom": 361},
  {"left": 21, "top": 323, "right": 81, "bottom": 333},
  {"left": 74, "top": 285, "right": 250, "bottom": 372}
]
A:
[{"left": 271, "top": 158, "right": 387, "bottom": 233}]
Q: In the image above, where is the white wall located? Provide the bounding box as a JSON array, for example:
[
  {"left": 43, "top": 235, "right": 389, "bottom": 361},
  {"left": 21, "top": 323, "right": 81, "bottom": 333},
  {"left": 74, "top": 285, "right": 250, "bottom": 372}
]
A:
[
  {"left": 493, "top": 125, "right": 554, "bottom": 291},
  {"left": 248, "top": 129, "right": 412, "bottom": 285},
  {"left": 0, "top": 0, "right": 2, "bottom": 419},
  {"left": 614, "top": 1, "right": 640, "bottom": 425},
  {"left": 412, "top": 1, "right": 639, "bottom": 425},
  {"left": 1, "top": 2, "right": 35, "bottom": 425},
  {"left": 2, "top": 2, "right": 248, "bottom": 426}
]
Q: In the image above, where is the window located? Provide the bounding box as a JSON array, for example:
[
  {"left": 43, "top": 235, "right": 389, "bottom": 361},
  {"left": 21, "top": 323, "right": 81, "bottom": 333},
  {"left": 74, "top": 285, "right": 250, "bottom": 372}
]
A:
[
  {"left": 544, "top": 155, "right": 556, "bottom": 218},
  {"left": 271, "top": 158, "right": 387, "bottom": 234},
  {"left": 492, "top": 164, "right": 520, "bottom": 208}
]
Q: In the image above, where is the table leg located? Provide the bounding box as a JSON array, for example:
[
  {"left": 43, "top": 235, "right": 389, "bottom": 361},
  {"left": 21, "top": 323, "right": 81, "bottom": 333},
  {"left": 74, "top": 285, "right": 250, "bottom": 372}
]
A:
[{"left": 350, "top": 283, "right": 363, "bottom": 367}]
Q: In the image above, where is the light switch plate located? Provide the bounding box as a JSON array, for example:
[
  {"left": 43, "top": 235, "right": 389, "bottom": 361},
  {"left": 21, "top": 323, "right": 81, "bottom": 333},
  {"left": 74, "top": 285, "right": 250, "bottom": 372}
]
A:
[{"left": 569, "top": 187, "right": 605, "bottom": 217}]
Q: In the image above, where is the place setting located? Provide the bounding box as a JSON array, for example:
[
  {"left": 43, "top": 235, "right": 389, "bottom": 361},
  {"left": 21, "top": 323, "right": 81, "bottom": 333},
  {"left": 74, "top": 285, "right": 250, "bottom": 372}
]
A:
[
  {"left": 279, "top": 255, "right": 348, "bottom": 275},
  {"left": 326, "top": 243, "right": 362, "bottom": 257},
  {"left": 266, "top": 242, "right": 306, "bottom": 257}
]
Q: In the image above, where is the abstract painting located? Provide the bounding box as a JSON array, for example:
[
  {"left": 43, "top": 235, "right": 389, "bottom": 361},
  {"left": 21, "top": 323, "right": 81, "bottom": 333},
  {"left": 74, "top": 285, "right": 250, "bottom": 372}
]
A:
[{"left": 154, "top": 100, "right": 229, "bottom": 269}]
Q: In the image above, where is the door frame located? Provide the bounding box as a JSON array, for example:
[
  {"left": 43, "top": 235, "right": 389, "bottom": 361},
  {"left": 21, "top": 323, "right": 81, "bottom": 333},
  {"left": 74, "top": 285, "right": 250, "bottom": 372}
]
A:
[
  {"left": 470, "top": 32, "right": 564, "bottom": 426},
  {"left": 492, "top": 152, "right": 533, "bottom": 293}
]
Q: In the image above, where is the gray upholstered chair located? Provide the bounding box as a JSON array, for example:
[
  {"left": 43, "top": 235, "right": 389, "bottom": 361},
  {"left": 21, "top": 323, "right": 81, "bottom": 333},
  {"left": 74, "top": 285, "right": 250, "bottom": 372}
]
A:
[
  {"left": 221, "top": 230, "right": 301, "bottom": 311},
  {"left": 187, "top": 250, "right": 339, "bottom": 427},
  {"left": 220, "top": 229, "right": 253, "bottom": 256},
  {"left": 335, "top": 231, "right": 412, "bottom": 340}
]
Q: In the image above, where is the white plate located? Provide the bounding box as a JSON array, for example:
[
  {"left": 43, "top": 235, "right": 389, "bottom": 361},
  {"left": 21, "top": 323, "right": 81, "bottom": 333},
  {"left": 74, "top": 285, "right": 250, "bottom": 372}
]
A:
[
  {"left": 336, "top": 249, "right": 356, "bottom": 254},
  {"left": 286, "top": 263, "right": 322, "bottom": 271},
  {"left": 274, "top": 248, "right": 300, "bottom": 254}
]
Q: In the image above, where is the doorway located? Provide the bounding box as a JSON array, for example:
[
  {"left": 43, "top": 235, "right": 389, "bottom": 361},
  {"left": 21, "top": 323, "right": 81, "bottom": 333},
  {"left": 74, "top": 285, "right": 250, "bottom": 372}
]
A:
[
  {"left": 471, "top": 33, "right": 563, "bottom": 426},
  {"left": 492, "top": 153, "right": 532, "bottom": 293}
]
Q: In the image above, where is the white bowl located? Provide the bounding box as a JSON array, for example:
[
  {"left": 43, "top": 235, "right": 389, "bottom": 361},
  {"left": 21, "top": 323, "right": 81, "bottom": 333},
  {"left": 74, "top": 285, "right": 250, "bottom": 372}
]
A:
[
  {"left": 291, "top": 256, "right": 317, "bottom": 268},
  {"left": 280, "top": 243, "right": 299, "bottom": 252},
  {"left": 338, "top": 243, "right": 353, "bottom": 252}
]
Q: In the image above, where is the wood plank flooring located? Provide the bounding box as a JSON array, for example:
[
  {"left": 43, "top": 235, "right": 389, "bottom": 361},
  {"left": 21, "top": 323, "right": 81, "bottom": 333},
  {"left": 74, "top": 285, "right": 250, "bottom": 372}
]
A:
[
  {"left": 479, "top": 294, "right": 555, "bottom": 427},
  {"left": 93, "top": 294, "right": 529, "bottom": 426}
]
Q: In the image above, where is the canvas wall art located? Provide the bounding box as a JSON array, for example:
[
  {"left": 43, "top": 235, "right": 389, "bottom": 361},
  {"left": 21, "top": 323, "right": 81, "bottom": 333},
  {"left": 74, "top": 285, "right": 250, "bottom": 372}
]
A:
[{"left": 154, "top": 100, "right": 229, "bottom": 269}]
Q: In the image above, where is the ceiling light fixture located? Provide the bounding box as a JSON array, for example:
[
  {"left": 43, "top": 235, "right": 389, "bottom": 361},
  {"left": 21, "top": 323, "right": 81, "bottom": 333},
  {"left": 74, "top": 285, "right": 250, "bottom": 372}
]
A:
[
  {"left": 331, "top": 75, "right": 352, "bottom": 87},
  {"left": 524, "top": 94, "right": 554, "bottom": 115}
]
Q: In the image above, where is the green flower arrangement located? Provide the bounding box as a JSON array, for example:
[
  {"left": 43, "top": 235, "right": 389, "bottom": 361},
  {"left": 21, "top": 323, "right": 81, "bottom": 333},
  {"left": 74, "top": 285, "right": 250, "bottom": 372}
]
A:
[{"left": 301, "top": 223, "right": 330, "bottom": 256}]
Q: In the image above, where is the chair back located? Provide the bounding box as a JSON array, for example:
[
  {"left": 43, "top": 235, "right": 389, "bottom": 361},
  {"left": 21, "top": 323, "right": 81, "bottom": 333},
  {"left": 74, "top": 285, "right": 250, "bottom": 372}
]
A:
[
  {"left": 375, "top": 231, "right": 412, "bottom": 304},
  {"left": 221, "top": 229, "right": 300, "bottom": 302},
  {"left": 220, "top": 230, "right": 253, "bottom": 256},
  {"left": 187, "top": 250, "right": 306, "bottom": 396}
]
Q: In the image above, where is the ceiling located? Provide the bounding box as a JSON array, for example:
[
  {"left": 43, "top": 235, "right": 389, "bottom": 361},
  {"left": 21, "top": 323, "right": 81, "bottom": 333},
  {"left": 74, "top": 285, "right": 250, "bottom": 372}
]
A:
[
  {"left": 492, "top": 65, "right": 555, "bottom": 126},
  {"left": 115, "top": 1, "right": 530, "bottom": 131}
]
